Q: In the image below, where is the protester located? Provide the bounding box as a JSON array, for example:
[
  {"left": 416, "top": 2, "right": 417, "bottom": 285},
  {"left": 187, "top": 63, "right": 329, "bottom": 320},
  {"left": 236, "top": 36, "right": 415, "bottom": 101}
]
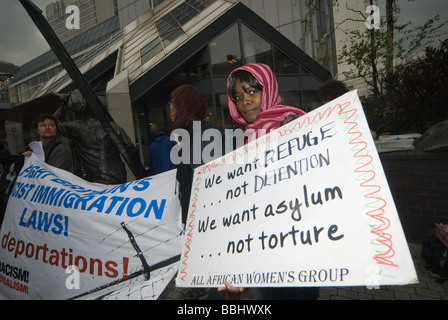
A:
[
  {"left": 316, "top": 79, "right": 379, "bottom": 140},
  {"left": 0, "top": 143, "right": 11, "bottom": 158},
  {"left": 148, "top": 128, "right": 177, "bottom": 175},
  {"left": 24, "top": 113, "right": 74, "bottom": 173},
  {"left": 227, "top": 63, "right": 307, "bottom": 143},
  {"left": 169, "top": 84, "right": 224, "bottom": 300},
  {"left": 170, "top": 84, "right": 224, "bottom": 223},
  {"left": 317, "top": 78, "right": 349, "bottom": 104},
  {"left": 0, "top": 146, "right": 19, "bottom": 226},
  {"left": 224, "top": 63, "right": 319, "bottom": 300}
]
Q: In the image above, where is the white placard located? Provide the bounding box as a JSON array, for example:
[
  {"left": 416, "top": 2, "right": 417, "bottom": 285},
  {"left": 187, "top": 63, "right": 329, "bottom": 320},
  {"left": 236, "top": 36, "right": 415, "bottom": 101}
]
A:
[{"left": 176, "top": 91, "right": 418, "bottom": 289}]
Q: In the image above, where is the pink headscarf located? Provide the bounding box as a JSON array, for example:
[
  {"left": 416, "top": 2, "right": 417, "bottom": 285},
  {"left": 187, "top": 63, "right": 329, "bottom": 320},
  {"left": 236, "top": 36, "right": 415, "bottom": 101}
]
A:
[{"left": 227, "top": 63, "right": 306, "bottom": 141}]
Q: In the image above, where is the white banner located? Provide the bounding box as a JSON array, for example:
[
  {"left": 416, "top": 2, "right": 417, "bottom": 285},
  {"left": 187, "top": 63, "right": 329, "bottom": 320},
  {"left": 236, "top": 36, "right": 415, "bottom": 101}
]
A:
[
  {"left": 0, "top": 155, "right": 183, "bottom": 300},
  {"left": 176, "top": 91, "right": 418, "bottom": 289}
]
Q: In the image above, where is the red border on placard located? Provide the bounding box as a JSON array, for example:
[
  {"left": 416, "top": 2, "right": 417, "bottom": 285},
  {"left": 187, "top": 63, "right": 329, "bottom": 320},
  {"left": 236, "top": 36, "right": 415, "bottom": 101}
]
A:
[{"left": 178, "top": 99, "right": 397, "bottom": 282}]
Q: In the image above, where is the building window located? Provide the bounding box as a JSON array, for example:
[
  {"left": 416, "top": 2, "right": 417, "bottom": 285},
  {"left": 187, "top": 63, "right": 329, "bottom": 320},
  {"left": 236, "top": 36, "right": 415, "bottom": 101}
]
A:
[
  {"left": 138, "top": 19, "right": 326, "bottom": 164},
  {"left": 141, "top": 39, "right": 164, "bottom": 65},
  {"left": 141, "top": 0, "right": 217, "bottom": 65},
  {"left": 241, "top": 24, "right": 272, "bottom": 66},
  {"left": 210, "top": 23, "right": 242, "bottom": 76},
  {"left": 153, "top": 0, "right": 166, "bottom": 8},
  {"left": 273, "top": 47, "right": 301, "bottom": 74}
]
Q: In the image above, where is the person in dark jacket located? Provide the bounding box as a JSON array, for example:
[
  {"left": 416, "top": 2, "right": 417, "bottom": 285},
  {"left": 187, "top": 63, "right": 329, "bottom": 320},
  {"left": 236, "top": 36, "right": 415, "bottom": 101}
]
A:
[
  {"left": 24, "top": 113, "right": 74, "bottom": 173},
  {"left": 169, "top": 84, "right": 224, "bottom": 223},
  {"left": 169, "top": 84, "right": 224, "bottom": 300},
  {"left": 0, "top": 143, "right": 11, "bottom": 158},
  {"left": 148, "top": 128, "right": 177, "bottom": 175}
]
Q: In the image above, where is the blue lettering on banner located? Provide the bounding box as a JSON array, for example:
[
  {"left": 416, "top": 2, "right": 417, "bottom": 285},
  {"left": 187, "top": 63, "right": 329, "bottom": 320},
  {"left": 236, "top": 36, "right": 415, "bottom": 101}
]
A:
[
  {"left": 14, "top": 170, "right": 167, "bottom": 220},
  {"left": 19, "top": 208, "right": 69, "bottom": 237},
  {"left": 10, "top": 182, "right": 35, "bottom": 200},
  {"left": 18, "top": 165, "right": 56, "bottom": 180},
  {"left": 47, "top": 177, "right": 154, "bottom": 195},
  {"left": 23, "top": 186, "right": 166, "bottom": 220},
  {"left": 18, "top": 165, "right": 154, "bottom": 196}
]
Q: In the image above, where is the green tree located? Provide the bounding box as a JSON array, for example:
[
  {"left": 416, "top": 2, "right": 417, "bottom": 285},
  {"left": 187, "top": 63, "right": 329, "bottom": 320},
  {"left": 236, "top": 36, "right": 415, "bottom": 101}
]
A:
[
  {"left": 386, "top": 41, "right": 448, "bottom": 133},
  {"left": 338, "top": 3, "right": 447, "bottom": 133}
]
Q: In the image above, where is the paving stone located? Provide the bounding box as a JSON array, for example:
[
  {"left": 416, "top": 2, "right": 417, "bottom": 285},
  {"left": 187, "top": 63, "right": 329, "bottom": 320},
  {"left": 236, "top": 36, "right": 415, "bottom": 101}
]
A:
[
  {"left": 337, "top": 288, "right": 360, "bottom": 300},
  {"left": 386, "top": 285, "right": 416, "bottom": 295},
  {"left": 414, "top": 287, "right": 443, "bottom": 299},
  {"left": 372, "top": 288, "right": 395, "bottom": 299},
  {"left": 357, "top": 292, "right": 374, "bottom": 300},
  {"left": 394, "top": 292, "right": 411, "bottom": 300}
]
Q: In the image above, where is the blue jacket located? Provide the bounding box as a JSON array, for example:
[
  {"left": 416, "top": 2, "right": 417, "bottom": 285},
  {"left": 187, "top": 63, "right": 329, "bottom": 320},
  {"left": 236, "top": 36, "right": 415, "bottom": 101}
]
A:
[{"left": 149, "top": 135, "right": 177, "bottom": 175}]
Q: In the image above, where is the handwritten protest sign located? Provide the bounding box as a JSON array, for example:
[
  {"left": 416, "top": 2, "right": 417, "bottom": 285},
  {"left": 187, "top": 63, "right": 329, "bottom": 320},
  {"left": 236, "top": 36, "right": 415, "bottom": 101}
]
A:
[
  {"left": 176, "top": 91, "right": 418, "bottom": 289},
  {"left": 0, "top": 155, "right": 183, "bottom": 300}
]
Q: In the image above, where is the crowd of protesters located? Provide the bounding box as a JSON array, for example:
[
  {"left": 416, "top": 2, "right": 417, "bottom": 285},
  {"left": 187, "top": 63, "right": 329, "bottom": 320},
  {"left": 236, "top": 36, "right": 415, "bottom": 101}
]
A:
[{"left": 2, "top": 62, "right": 348, "bottom": 300}]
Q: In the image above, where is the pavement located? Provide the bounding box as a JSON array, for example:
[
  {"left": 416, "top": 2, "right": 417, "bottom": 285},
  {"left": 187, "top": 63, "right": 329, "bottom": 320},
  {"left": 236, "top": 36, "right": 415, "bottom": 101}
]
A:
[
  {"left": 160, "top": 242, "right": 448, "bottom": 300},
  {"left": 317, "top": 242, "right": 448, "bottom": 300}
]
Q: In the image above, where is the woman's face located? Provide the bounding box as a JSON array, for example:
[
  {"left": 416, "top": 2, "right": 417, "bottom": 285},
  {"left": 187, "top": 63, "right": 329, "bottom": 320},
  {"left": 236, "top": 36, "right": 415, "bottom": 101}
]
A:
[{"left": 233, "top": 78, "right": 262, "bottom": 123}]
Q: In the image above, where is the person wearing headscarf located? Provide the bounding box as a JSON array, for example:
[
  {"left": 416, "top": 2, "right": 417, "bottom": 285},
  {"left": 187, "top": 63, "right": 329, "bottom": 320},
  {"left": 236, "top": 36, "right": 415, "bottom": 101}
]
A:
[
  {"left": 227, "top": 63, "right": 306, "bottom": 143},
  {"left": 224, "top": 63, "right": 318, "bottom": 300}
]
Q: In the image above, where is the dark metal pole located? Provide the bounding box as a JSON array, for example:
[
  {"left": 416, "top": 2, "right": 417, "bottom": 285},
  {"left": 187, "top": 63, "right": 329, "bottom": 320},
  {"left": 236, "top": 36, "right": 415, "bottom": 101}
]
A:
[
  {"left": 67, "top": 254, "right": 181, "bottom": 300},
  {"left": 19, "top": 0, "right": 148, "bottom": 180},
  {"left": 121, "top": 222, "right": 151, "bottom": 280}
]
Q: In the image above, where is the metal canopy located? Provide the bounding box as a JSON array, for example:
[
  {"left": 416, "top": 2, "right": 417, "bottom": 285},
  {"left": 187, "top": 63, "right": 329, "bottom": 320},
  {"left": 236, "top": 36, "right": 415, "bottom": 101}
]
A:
[{"left": 0, "top": 93, "right": 62, "bottom": 123}]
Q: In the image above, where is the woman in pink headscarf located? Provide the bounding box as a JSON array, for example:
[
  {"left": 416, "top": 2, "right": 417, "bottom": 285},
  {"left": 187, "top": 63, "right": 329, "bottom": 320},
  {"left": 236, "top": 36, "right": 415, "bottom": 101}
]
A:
[
  {"left": 223, "top": 64, "right": 319, "bottom": 300},
  {"left": 227, "top": 63, "right": 306, "bottom": 142}
]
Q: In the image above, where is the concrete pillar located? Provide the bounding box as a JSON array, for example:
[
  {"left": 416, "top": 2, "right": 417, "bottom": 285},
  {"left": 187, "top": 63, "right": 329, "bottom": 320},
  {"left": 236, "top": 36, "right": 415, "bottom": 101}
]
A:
[{"left": 106, "top": 69, "right": 137, "bottom": 182}]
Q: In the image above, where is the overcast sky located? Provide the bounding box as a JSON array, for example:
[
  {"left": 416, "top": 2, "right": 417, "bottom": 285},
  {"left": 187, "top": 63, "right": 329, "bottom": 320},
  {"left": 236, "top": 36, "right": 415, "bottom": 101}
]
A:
[
  {"left": 0, "top": 0, "right": 54, "bottom": 66},
  {"left": 1, "top": 0, "right": 447, "bottom": 67}
]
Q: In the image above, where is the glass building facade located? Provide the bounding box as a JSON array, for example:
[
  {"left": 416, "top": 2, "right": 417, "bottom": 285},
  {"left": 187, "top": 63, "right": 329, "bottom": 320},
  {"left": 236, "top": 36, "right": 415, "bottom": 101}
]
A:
[
  {"left": 9, "top": 15, "right": 122, "bottom": 104},
  {"left": 4, "top": 0, "right": 334, "bottom": 170},
  {"left": 131, "top": 14, "right": 331, "bottom": 166}
]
